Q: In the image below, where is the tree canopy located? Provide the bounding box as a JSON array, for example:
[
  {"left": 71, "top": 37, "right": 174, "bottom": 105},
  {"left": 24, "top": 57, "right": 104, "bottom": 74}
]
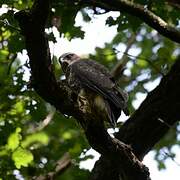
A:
[{"left": 0, "top": 0, "right": 180, "bottom": 179}]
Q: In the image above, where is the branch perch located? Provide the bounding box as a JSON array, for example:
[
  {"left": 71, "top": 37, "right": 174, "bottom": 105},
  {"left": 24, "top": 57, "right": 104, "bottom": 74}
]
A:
[
  {"left": 91, "top": 56, "right": 180, "bottom": 179},
  {"left": 82, "top": 0, "right": 180, "bottom": 43}
]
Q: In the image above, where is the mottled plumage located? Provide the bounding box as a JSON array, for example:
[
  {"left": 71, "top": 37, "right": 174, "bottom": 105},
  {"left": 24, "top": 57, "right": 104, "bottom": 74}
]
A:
[{"left": 59, "top": 52, "right": 128, "bottom": 126}]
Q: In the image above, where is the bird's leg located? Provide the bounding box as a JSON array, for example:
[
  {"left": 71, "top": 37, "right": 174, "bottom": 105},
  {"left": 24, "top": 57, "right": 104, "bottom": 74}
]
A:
[
  {"left": 78, "top": 95, "right": 89, "bottom": 113},
  {"left": 78, "top": 89, "right": 90, "bottom": 113}
]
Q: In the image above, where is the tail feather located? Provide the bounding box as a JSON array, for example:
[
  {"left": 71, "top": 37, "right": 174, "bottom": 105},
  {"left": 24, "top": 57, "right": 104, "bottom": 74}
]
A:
[{"left": 105, "top": 100, "right": 121, "bottom": 127}]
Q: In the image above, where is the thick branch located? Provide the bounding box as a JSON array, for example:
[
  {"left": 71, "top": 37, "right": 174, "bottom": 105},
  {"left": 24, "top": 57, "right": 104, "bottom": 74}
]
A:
[
  {"left": 14, "top": 1, "right": 76, "bottom": 116},
  {"left": 15, "top": 1, "right": 151, "bottom": 180},
  {"left": 84, "top": 116, "right": 150, "bottom": 180},
  {"left": 91, "top": 56, "right": 180, "bottom": 179},
  {"left": 82, "top": 0, "right": 180, "bottom": 43},
  {"left": 118, "top": 56, "right": 180, "bottom": 159}
]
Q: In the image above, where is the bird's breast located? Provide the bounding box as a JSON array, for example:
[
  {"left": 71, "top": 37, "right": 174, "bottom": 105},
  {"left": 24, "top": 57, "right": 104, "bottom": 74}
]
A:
[{"left": 94, "top": 95, "right": 106, "bottom": 111}]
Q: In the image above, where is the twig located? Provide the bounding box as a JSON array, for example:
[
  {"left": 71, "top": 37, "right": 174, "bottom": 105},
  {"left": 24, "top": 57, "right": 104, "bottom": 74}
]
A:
[
  {"left": 34, "top": 153, "right": 72, "bottom": 180},
  {"left": 36, "top": 110, "right": 55, "bottom": 131},
  {"left": 7, "top": 53, "right": 17, "bottom": 75},
  {"left": 114, "top": 48, "right": 165, "bottom": 76},
  {"left": 90, "top": 44, "right": 167, "bottom": 76},
  {"left": 82, "top": 0, "right": 180, "bottom": 43},
  {"left": 111, "top": 33, "right": 137, "bottom": 79},
  {"left": 0, "top": 19, "right": 21, "bottom": 32},
  {"left": 162, "top": 150, "right": 180, "bottom": 166},
  {"left": 157, "top": 118, "right": 173, "bottom": 128}
]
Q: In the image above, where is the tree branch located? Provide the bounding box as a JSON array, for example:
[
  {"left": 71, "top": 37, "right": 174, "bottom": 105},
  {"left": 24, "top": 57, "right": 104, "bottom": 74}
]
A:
[
  {"left": 34, "top": 153, "right": 72, "bottom": 180},
  {"left": 14, "top": 0, "right": 76, "bottom": 116},
  {"left": 118, "top": 55, "right": 180, "bottom": 158},
  {"left": 166, "top": 0, "right": 180, "bottom": 9},
  {"left": 91, "top": 56, "right": 180, "bottom": 179},
  {"left": 81, "top": 0, "right": 180, "bottom": 43}
]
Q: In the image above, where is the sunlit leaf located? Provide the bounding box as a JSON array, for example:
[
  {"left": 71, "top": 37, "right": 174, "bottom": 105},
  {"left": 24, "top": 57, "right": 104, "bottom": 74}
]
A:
[
  {"left": 12, "top": 147, "right": 33, "bottom": 169},
  {"left": 21, "top": 132, "right": 49, "bottom": 148},
  {"left": 7, "top": 128, "right": 21, "bottom": 151}
]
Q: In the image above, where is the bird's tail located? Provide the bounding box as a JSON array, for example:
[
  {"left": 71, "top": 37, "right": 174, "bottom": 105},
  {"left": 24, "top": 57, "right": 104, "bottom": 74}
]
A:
[{"left": 105, "top": 101, "right": 121, "bottom": 127}]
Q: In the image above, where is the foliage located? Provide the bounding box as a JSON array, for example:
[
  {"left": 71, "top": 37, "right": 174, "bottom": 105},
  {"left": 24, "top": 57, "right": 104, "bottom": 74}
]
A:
[{"left": 0, "top": 0, "right": 179, "bottom": 179}]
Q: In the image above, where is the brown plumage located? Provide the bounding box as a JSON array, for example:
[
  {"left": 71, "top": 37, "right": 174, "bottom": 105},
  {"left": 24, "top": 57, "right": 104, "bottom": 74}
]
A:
[{"left": 59, "top": 52, "right": 128, "bottom": 126}]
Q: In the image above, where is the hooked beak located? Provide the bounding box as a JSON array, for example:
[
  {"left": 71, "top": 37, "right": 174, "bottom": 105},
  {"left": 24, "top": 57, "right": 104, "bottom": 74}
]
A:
[
  {"left": 59, "top": 57, "right": 69, "bottom": 73},
  {"left": 59, "top": 55, "right": 65, "bottom": 65}
]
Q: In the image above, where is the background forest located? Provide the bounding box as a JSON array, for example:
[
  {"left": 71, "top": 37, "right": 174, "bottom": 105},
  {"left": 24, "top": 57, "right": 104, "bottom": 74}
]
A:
[{"left": 0, "top": 0, "right": 180, "bottom": 179}]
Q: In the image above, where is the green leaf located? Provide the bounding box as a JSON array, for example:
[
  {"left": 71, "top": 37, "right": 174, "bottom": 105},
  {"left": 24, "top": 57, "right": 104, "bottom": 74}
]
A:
[
  {"left": 106, "top": 16, "right": 117, "bottom": 26},
  {"left": 158, "top": 161, "right": 166, "bottom": 170},
  {"left": 21, "top": 132, "right": 49, "bottom": 148},
  {"left": 12, "top": 147, "right": 33, "bottom": 169},
  {"left": 81, "top": 9, "right": 91, "bottom": 22},
  {"left": 64, "top": 26, "right": 85, "bottom": 40},
  {"left": 137, "top": 59, "right": 148, "bottom": 67},
  {"left": 7, "top": 128, "right": 22, "bottom": 151}
]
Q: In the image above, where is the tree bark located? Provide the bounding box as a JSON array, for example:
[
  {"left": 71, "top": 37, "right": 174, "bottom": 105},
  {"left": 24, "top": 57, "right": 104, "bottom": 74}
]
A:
[{"left": 91, "top": 55, "right": 180, "bottom": 179}]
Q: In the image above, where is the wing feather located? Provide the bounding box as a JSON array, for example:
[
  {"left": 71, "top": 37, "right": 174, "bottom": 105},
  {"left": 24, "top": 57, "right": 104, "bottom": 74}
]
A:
[{"left": 69, "top": 59, "right": 127, "bottom": 110}]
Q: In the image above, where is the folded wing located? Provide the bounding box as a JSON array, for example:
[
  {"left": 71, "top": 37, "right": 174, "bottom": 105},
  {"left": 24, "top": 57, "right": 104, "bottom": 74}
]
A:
[{"left": 69, "top": 59, "right": 128, "bottom": 125}]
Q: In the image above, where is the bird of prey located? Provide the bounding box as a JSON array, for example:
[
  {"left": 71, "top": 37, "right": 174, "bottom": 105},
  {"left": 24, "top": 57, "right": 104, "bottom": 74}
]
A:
[{"left": 59, "top": 52, "right": 128, "bottom": 127}]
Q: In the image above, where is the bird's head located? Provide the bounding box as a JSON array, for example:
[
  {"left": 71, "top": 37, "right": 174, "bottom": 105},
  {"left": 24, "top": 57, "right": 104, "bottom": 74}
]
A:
[{"left": 59, "top": 52, "right": 80, "bottom": 73}]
